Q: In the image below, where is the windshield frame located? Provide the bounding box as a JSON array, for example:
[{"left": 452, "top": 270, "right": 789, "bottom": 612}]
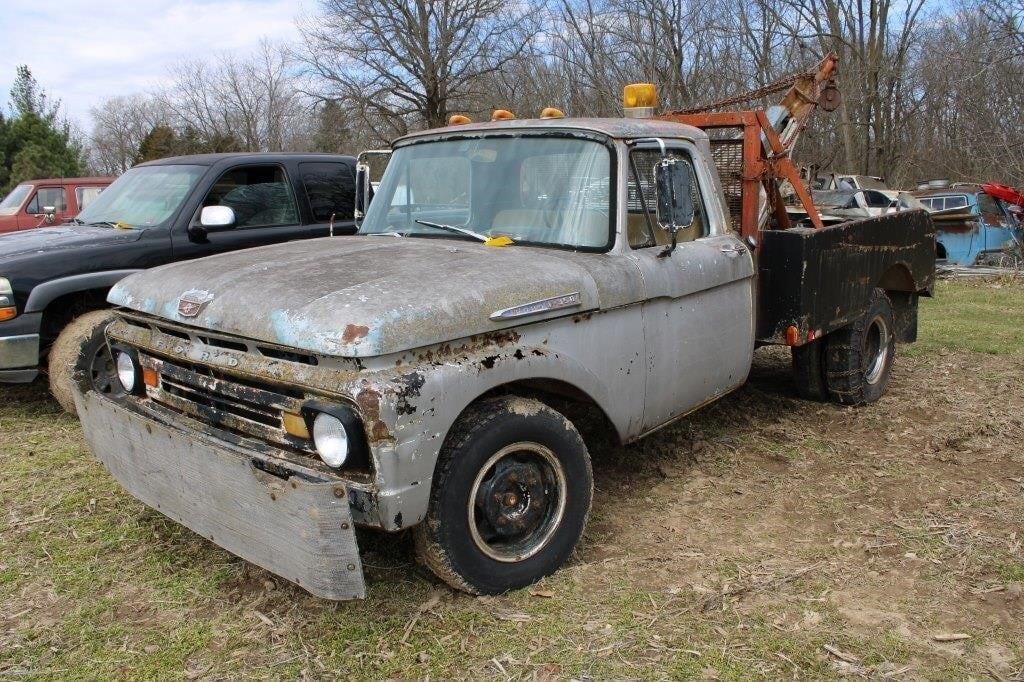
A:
[
  {"left": 360, "top": 131, "right": 618, "bottom": 253},
  {"left": 75, "top": 163, "right": 207, "bottom": 229}
]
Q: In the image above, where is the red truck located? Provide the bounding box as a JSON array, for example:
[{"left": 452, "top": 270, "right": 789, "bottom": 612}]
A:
[{"left": 0, "top": 177, "right": 115, "bottom": 233}]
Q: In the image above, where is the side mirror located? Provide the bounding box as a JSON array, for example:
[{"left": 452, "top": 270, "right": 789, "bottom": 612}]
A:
[
  {"left": 42, "top": 206, "right": 57, "bottom": 223},
  {"left": 654, "top": 158, "right": 695, "bottom": 255},
  {"left": 189, "top": 205, "right": 236, "bottom": 242},
  {"left": 354, "top": 163, "right": 374, "bottom": 224}
]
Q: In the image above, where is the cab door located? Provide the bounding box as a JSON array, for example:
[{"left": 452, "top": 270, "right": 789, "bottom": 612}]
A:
[
  {"left": 19, "top": 185, "right": 67, "bottom": 229},
  {"left": 624, "top": 143, "right": 755, "bottom": 434}
]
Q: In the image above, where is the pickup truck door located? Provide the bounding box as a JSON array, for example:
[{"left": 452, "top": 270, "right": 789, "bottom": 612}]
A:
[
  {"left": 625, "top": 144, "right": 756, "bottom": 434},
  {"left": 171, "top": 161, "right": 355, "bottom": 260}
]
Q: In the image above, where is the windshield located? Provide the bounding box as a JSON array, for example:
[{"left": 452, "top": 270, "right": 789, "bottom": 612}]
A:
[
  {"left": 76, "top": 165, "right": 205, "bottom": 228},
  {"left": 0, "top": 184, "right": 32, "bottom": 216},
  {"left": 360, "top": 137, "right": 612, "bottom": 249}
]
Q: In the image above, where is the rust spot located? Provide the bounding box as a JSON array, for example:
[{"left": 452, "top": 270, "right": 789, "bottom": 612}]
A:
[
  {"left": 572, "top": 312, "right": 593, "bottom": 323},
  {"left": 371, "top": 421, "right": 392, "bottom": 441},
  {"left": 355, "top": 383, "right": 381, "bottom": 422},
  {"left": 342, "top": 324, "right": 370, "bottom": 343}
]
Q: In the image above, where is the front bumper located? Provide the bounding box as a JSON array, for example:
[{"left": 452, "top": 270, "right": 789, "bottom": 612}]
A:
[
  {"left": 75, "top": 390, "right": 367, "bottom": 600},
  {"left": 0, "top": 312, "right": 43, "bottom": 383}
]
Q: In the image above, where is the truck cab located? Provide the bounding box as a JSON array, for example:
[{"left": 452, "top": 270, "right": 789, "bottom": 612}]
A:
[
  {"left": 914, "top": 185, "right": 1023, "bottom": 265},
  {"left": 0, "top": 177, "right": 114, "bottom": 233}
]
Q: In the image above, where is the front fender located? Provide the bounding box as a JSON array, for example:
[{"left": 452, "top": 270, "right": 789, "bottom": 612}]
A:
[
  {"left": 357, "top": 306, "right": 644, "bottom": 530},
  {"left": 25, "top": 270, "right": 142, "bottom": 313}
]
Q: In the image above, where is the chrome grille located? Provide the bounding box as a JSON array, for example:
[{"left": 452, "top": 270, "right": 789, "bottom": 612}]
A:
[{"left": 140, "top": 353, "right": 315, "bottom": 455}]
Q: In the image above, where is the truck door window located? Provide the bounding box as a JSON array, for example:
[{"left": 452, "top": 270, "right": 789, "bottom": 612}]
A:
[
  {"left": 627, "top": 148, "right": 706, "bottom": 249},
  {"left": 977, "top": 193, "right": 1007, "bottom": 225},
  {"left": 75, "top": 186, "right": 105, "bottom": 211},
  {"left": 864, "top": 190, "right": 891, "bottom": 208},
  {"left": 299, "top": 161, "right": 356, "bottom": 221},
  {"left": 202, "top": 165, "right": 299, "bottom": 228},
  {"left": 25, "top": 187, "right": 66, "bottom": 214}
]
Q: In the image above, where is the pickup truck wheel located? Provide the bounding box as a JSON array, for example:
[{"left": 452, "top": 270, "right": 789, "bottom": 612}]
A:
[
  {"left": 414, "top": 396, "right": 593, "bottom": 595},
  {"left": 48, "top": 310, "right": 121, "bottom": 416},
  {"left": 825, "top": 288, "right": 895, "bottom": 405},
  {"left": 791, "top": 337, "right": 828, "bottom": 401}
]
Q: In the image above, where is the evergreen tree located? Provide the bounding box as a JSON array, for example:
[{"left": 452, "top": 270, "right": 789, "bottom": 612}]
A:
[{"left": 1, "top": 66, "right": 83, "bottom": 193}]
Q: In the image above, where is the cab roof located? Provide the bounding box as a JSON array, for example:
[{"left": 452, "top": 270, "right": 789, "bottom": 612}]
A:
[{"left": 394, "top": 117, "right": 709, "bottom": 146}]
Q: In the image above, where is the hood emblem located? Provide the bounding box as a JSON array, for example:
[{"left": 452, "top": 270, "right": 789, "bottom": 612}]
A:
[
  {"left": 490, "top": 292, "right": 582, "bottom": 321},
  {"left": 177, "top": 290, "right": 215, "bottom": 318}
]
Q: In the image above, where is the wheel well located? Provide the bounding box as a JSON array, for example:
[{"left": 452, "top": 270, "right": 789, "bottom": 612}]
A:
[
  {"left": 877, "top": 263, "right": 915, "bottom": 292},
  {"left": 40, "top": 289, "right": 111, "bottom": 350},
  {"left": 461, "top": 378, "right": 620, "bottom": 452}
]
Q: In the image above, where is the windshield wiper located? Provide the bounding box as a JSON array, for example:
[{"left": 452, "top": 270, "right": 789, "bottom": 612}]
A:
[
  {"left": 365, "top": 231, "right": 406, "bottom": 237},
  {"left": 414, "top": 219, "right": 492, "bottom": 243}
]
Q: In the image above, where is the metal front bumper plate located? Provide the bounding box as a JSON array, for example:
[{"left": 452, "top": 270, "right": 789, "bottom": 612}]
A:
[{"left": 75, "top": 391, "right": 366, "bottom": 600}]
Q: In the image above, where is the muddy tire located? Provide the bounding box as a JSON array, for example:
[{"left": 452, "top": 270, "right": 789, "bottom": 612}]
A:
[
  {"left": 414, "top": 396, "right": 593, "bottom": 595},
  {"left": 791, "top": 337, "right": 828, "bottom": 401},
  {"left": 824, "top": 288, "right": 896, "bottom": 405},
  {"left": 48, "top": 310, "right": 121, "bottom": 415}
]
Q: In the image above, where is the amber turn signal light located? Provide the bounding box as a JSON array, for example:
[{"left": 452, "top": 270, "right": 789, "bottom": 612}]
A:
[
  {"left": 0, "top": 307, "right": 16, "bottom": 322},
  {"left": 283, "top": 411, "right": 311, "bottom": 440},
  {"left": 491, "top": 109, "right": 515, "bottom": 121},
  {"left": 142, "top": 368, "right": 160, "bottom": 388}
]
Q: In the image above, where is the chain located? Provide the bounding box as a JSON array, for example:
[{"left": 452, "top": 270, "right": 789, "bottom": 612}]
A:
[{"left": 666, "top": 71, "right": 812, "bottom": 116}]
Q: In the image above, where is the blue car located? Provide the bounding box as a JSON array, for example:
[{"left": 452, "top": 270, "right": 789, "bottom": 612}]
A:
[{"left": 914, "top": 185, "right": 1023, "bottom": 266}]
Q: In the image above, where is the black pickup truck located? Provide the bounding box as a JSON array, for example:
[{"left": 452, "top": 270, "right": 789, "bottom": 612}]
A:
[{"left": 0, "top": 152, "right": 357, "bottom": 412}]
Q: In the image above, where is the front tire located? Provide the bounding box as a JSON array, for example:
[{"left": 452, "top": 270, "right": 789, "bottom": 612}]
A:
[
  {"left": 414, "top": 396, "right": 593, "bottom": 594},
  {"left": 825, "top": 288, "right": 896, "bottom": 405},
  {"left": 48, "top": 310, "right": 121, "bottom": 415}
]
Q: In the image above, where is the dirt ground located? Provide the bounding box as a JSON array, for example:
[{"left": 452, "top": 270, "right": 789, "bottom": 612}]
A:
[{"left": 2, "top": 279, "right": 1023, "bottom": 679}]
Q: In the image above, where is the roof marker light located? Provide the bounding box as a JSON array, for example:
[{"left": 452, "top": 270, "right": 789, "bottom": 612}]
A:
[{"left": 491, "top": 109, "right": 515, "bottom": 121}]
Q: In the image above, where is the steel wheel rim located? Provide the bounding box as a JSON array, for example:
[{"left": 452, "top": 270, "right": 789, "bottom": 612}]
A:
[
  {"left": 467, "top": 442, "right": 568, "bottom": 563},
  {"left": 863, "top": 314, "right": 890, "bottom": 385}
]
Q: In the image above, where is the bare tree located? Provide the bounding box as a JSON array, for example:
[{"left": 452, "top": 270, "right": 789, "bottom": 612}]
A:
[
  {"left": 88, "top": 95, "right": 166, "bottom": 174},
  {"left": 160, "top": 41, "right": 308, "bottom": 152},
  {"left": 297, "top": 0, "right": 543, "bottom": 141}
]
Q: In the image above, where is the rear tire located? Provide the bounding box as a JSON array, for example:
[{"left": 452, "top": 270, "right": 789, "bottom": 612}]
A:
[
  {"left": 824, "top": 288, "right": 895, "bottom": 405},
  {"left": 414, "top": 396, "right": 593, "bottom": 595},
  {"left": 791, "top": 337, "right": 828, "bottom": 401},
  {"left": 48, "top": 310, "right": 120, "bottom": 416}
]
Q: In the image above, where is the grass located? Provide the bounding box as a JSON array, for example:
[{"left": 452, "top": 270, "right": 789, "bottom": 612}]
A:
[
  {"left": 2, "top": 277, "right": 1023, "bottom": 679},
  {"left": 907, "top": 278, "right": 1024, "bottom": 356}
]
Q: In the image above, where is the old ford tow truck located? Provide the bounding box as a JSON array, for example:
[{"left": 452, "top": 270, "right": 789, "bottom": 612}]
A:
[{"left": 76, "top": 56, "right": 934, "bottom": 599}]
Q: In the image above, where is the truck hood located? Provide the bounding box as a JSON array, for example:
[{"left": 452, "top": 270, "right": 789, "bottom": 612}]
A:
[
  {"left": 0, "top": 224, "right": 142, "bottom": 260},
  {"left": 109, "top": 236, "right": 641, "bottom": 357}
]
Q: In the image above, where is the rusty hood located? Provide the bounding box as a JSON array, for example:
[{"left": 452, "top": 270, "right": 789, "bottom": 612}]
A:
[{"left": 108, "top": 236, "right": 641, "bottom": 357}]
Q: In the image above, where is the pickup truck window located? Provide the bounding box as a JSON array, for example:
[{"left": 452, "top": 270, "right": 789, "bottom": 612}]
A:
[
  {"left": 77, "top": 165, "right": 206, "bottom": 228},
  {"left": 76, "top": 186, "right": 105, "bottom": 211},
  {"left": 362, "top": 137, "right": 613, "bottom": 249},
  {"left": 627, "top": 148, "right": 706, "bottom": 248},
  {"left": 300, "top": 162, "right": 355, "bottom": 221},
  {"left": 202, "top": 165, "right": 299, "bottom": 229},
  {"left": 26, "top": 187, "right": 66, "bottom": 214},
  {"left": 0, "top": 184, "right": 32, "bottom": 215}
]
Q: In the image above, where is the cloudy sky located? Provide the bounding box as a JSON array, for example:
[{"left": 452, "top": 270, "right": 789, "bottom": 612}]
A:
[{"left": 0, "top": 0, "right": 307, "bottom": 127}]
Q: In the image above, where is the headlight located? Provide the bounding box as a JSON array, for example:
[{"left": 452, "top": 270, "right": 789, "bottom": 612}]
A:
[
  {"left": 312, "top": 412, "right": 349, "bottom": 468},
  {"left": 0, "top": 277, "right": 15, "bottom": 321},
  {"left": 115, "top": 351, "right": 139, "bottom": 393}
]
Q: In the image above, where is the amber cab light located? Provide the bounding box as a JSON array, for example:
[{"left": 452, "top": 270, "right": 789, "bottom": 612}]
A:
[
  {"left": 539, "top": 107, "right": 565, "bottom": 119},
  {"left": 623, "top": 83, "right": 658, "bottom": 118},
  {"left": 448, "top": 114, "right": 472, "bottom": 125},
  {"left": 491, "top": 109, "right": 515, "bottom": 121}
]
